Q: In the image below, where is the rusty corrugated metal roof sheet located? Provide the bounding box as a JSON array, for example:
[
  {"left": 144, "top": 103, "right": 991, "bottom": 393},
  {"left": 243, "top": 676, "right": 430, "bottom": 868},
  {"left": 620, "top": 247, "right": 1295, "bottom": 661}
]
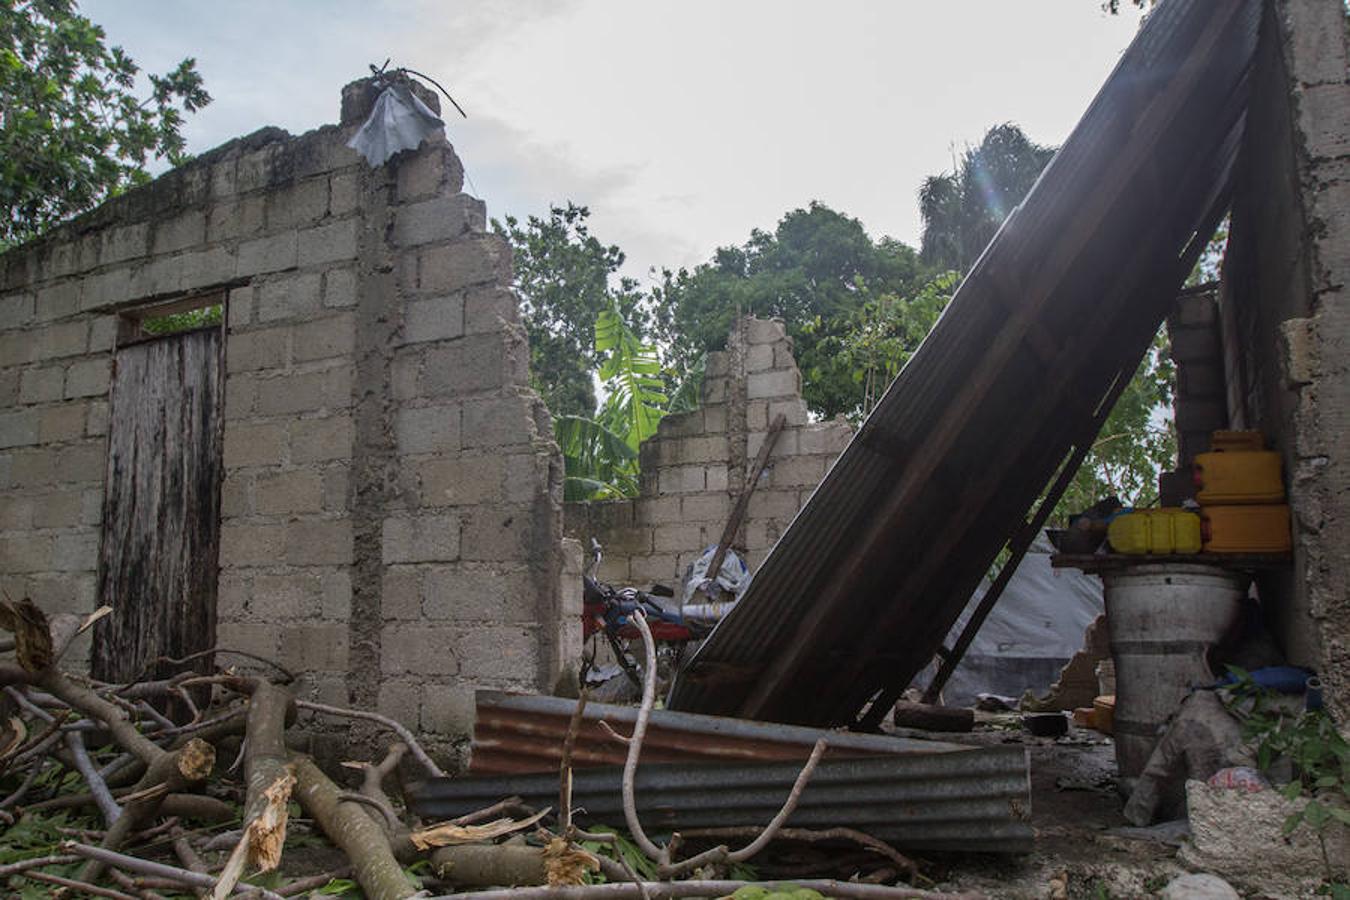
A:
[
  {"left": 415, "top": 745, "right": 1034, "bottom": 853},
  {"left": 669, "top": 0, "right": 1260, "bottom": 727},
  {"left": 469, "top": 690, "right": 965, "bottom": 775}
]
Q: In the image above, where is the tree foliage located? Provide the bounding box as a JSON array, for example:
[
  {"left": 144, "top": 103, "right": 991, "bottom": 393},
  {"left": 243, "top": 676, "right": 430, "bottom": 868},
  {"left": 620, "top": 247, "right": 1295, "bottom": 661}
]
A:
[
  {"left": 492, "top": 203, "right": 646, "bottom": 418},
  {"left": 651, "top": 202, "right": 931, "bottom": 420},
  {"left": 0, "top": 0, "right": 210, "bottom": 246},
  {"left": 918, "top": 123, "right": 1056, "bottom": 273}
]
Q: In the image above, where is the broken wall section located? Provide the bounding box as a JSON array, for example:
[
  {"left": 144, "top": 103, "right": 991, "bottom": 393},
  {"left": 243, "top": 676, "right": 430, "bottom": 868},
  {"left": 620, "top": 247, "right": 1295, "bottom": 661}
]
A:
[
  {"left": 566, "top": 317, "right": 852, "bottom": 588},
  {"left": 0, "top": 78, "right": 574, "bottom": 760},
  {"left": 1222, "top": 0, "right": 1350, "bottom": 719}
]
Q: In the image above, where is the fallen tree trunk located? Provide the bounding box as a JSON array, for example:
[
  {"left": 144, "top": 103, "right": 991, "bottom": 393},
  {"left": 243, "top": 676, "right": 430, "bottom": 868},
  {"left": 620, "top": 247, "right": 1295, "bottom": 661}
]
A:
[{"left": 291, "top": 755, "right": 417, "bottom": 900}]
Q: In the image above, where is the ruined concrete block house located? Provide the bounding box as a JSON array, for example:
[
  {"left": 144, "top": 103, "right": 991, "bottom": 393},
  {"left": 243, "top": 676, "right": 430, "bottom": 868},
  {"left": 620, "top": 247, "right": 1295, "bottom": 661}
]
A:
[{"left": 0, "top": 80, "right": 580, "bottom": 757}]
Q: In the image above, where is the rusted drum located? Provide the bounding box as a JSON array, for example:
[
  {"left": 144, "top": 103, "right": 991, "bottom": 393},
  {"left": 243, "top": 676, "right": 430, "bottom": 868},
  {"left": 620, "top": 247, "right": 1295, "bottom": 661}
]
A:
[{"left": 1102, "top": 564, "right": 1247, "bottom": 780}]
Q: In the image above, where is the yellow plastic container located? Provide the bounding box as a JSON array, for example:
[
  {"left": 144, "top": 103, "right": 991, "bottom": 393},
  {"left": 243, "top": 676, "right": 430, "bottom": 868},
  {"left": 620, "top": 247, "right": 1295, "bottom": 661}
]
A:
[
  {"left": 1107, "top": 508, "right": 1203, "bottom": 554},
  {"left": 1201, "top": 504, "right": 1292, "bottom": 553},
  {"left": 1194, "top": 450, "right": 1285, "bottom": 504}
]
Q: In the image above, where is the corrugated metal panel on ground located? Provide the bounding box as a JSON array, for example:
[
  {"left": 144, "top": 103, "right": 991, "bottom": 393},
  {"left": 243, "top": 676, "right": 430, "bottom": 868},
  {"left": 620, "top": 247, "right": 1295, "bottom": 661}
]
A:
[
  {"left": 412, "top": 745, "right": 1033, "bottom": 853},
  {"left": 668, "top": 0, "right": 1261, "bottom": 727},
  {"left": 470, "top": 690, "right": 967, "bottom": 775}
]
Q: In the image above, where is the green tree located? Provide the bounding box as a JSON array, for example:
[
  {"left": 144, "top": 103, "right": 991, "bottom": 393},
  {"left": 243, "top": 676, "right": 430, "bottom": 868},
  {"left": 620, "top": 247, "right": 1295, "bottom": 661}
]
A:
[
  {"left": 492, "top": 203, "right": 647, "bottom": 418},
  {"left": 918, "top": 123, "right": 1056, "bottom": 273},
  {"left": 1, "top": 0, "right": 210, "bottom": 246},
  {"left": 651, "top": 202, "right": 932, "bottom": 420}
]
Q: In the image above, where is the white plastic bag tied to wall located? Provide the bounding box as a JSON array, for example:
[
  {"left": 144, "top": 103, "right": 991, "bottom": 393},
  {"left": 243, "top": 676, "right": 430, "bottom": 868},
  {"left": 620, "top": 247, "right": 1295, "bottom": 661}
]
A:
[{"left": 347, "top": 84, "right": 445, "bottom": 166}]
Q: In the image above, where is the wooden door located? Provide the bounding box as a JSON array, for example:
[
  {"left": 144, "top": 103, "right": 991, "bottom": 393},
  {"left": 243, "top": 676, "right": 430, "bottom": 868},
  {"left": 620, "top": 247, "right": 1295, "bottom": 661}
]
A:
[{"left": 93, "top": 327, "right": 224, "bottom": 683}]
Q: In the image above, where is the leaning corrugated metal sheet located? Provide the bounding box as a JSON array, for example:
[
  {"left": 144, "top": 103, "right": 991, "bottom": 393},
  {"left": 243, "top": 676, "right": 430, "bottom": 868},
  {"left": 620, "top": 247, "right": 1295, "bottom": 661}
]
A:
[
  {"left": 412, "top": 747, "right": 1033, "bottom": 853},
  {"left": 669, "top": 0, "right": 1260, "bottom": 727},
  {"left": 470, "top": 690, "right": 969, "bottom": 774}
]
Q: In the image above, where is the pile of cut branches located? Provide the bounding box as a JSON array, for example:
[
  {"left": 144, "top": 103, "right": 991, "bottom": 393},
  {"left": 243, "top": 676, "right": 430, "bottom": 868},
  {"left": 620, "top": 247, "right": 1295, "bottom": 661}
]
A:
[{"left": 0, "top": 598, "right": 977, "bottom": 899}]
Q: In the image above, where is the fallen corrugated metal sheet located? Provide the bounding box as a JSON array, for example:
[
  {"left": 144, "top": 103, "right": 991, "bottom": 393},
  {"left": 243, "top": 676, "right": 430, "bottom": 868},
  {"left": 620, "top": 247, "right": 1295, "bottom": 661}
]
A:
[
  {"left": 412, "top": 746, "right": 1033, "bottom": 853},
  {"left": 470, "top": 690, "right": 967, "bottom": 775},
  {"left": 669, "top": 0, "right": 1260, "bottom": 727}
]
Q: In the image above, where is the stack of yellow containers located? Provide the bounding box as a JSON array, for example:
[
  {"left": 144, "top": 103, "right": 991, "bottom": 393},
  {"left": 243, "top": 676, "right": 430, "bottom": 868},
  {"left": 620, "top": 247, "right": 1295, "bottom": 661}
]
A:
[
  {"left": 1193, "top": 431, "right": 1292, "bottom": 553},
  {"left": 1107, "top": 507, "right": 1202, "bottom": 555}
]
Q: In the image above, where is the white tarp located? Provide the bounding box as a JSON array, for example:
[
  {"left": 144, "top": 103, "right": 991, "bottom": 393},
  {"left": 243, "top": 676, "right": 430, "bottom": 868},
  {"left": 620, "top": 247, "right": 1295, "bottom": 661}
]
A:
[
  {"left": 347, "top": 84, "right": 444, "bottom": 167},
  {"left": 925, "top": 535, "right": 1104, "bottom": 707}
]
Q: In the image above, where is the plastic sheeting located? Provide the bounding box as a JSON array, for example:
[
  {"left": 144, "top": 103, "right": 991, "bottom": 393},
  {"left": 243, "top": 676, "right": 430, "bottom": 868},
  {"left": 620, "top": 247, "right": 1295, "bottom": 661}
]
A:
[
  {"left": 347, "top": 84, "right": 444, "bottom": 167},
  {"left": 925, "top": 536, "right": 1103, "bottom": 707}
]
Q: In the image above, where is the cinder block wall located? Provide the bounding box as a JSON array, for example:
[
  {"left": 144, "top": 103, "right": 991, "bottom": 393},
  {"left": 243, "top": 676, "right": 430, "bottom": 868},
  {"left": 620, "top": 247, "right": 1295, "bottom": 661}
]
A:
[
  {"left": 566, "top": 317, "right": 853, "bottom": 588},
  {"left": 1222, "top": 0, "right": 1350, "bottom": 721},
  {"left": 0, "top": 78, "right": 574, "bottom": 759}
]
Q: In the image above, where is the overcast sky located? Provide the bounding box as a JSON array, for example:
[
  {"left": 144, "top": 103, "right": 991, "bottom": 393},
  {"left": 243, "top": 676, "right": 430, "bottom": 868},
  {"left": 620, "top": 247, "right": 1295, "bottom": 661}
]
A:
[{"left": 83, "top": 1, "right": 1140, "bottom": 284}]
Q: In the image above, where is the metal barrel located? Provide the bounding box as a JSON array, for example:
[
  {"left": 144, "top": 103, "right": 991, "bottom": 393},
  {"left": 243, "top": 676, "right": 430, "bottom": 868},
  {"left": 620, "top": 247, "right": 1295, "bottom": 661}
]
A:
[{"left": 1103, "top": 564, "right": 1247, "bottom": 777}]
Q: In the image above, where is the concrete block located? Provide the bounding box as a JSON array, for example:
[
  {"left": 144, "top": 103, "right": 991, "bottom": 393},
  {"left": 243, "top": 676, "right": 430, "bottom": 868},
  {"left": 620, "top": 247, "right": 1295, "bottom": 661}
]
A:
[
  {"left": 747, "top": 489, "right": 804, "bottom": 520},
  {"left": 1281, "top": 317, "right": 1318, "bottom": 386},
  {"left": 291, "top": 415, "right": 354, "bottom": 463},
  {"left": 237, "top": 232, "right": 299, "bottom": 276},
  {"left": 0, "top": 369, "right": 16, "bottom": 408},
  {"left": 0, "top": 410, "right": 38, "bottom": 449},
  {"left": 503, "top": 452, "right": 549, "bottom": 505},
  {"left": 216, "top": 622, "right": 279, "bottom": 661},
  {"left": 223, "top": 375, "right": 257, "bottom": 419},
  {"left": 404, "top": 295, "right": 465, "bottom": 345},
  {"left": 102, "top": 223, "right": 149, "bottom": 264},
  {"left": 227, "top": 287, "right": 254, "bottom": 328},
  {"left": 329, "top": 172, "right": 358, "bottom": 216},
  {"left": 84, "top": 400, "right": 108, "bottom": 438},
  {"left": 256, "top": 469, "right": 324, "bottom": 516},
  {"left": 1171, "top": 293, "right": 1218, "bottom": 327},
  {"left": 747, "top": 342, "right": 775, "bottom": 372},
  {"left": 220, "top": 522, "right": 286, "bottom": 566},
  {"left": 799, "top": 423, "right": 853, "bottom": 455},
  {"left": 0, "top": 332, "right": 33, "bottom": 367},
  {"left": 267, "top": 177, "right": 329, "bottom": 230},
  {"left": 0, "top": 534, "right": 53, "bottom": 572},
  {"left": 87, "top": 316, "right": 116, "bottom": 353},
  {"left": 32, "top": 490, "right": 81, "bottom": 529},
  {"left": 395, "top": 404, "right": 460, "bottom": 455},
  {"left": 53, "top": 441, "right": 103, "bottom": 484},
  {"left": 1178, "top": 362, "right": 1225, "bottom": 397},
  {"left": 298, "top": 219, "right": 358, "bottom": 267},
  {"left": 461, "top": 393, "right": 537, "bottom": 448},
  {"left": 703, "top": 404, "right": 728, "bottom": 434},
  {"left": 629, "top": 553, "right": 679, "bottom": 584},
  {"left": 321, "top": 464, "right": 349, "bottom": 511},
  {"left": 0, "top": 494, "right": 32, "bottom": 530},
  {"left": 323, "top": 267, "right": 357, "bottom": 309},
  {"left": 1284, "top": 0, "right": 1350, "bottom": 87},
  {"left": 19, "top": 367, "right": 64, "bottom": 404},
  {"left": 39, "top": 321, "right": 87, "bottom": 359},
  {"left": 220, "top": 470, "right": 251, "bottom": 517},
  {"left": 79, "top": 488, "right": 103, "bottom": 525},
  {"left": 257, "top": 272, "right": 322, "bottom": 323},
  {"left": 293, "top": 313, "right": 355, "bottom": 362},
  {"left": 63, "top": 358, "right": 110, "bottom": 399},
  {"left": 418, "top": 455, "right": 504, "bottom": 507},
  {"left": 681, "top": 493, "right": 730, "bottom": 522},
  {"left": 223, "top": 420, "right": 287, "bottom": 468},
  {"left": 382, "top": 513, "right": 460, "bottom": 563},
  {"left": 254, "top": 368, "right": 346, "bottom": 416},
  {"left": 746, "top": 318, "right": 787, "bottom": 344},
  {"left": 421, "top": 333, "right": 527, "bottom": 397},
  {"left": 768, "top": 398, "right": 809, "bottom": 427},
  {"left": 380, "top": 625, "right": 461, "bottom": 675},
  {"left": 422, "top": 567, "right": 538, "bottom": 622},
  {"left": 635, "top": 496, "right": 682, "bottom": 526},
  {"left": 179, "top": 247, "right": 236, "bottom": 292},
  {"left": 396, "top": 144, "right": 465, "bottom": 200},
  {"left": 151, "top": 210, "right": 206, "bottom": 255},
  {"left": 393, "top": 195, "right": 484, "bottom": 246},
  {"left": 659, "top": 465, "right": 705, "bottom": 494},
  {"left": 705, "top": 464, "right": 728, "bottom": 492},
  {"left": 768, "top": 456, "right": 824, "bottom": 488},
  {"left": 462, "top": 286, "right": 521, "bottom": 333},
  {"left": 774, "top": 339, "right": 797, "bottom": 368},
  {"left": 81, "top": 267, "right": 132, "bottom": 312},
  {"left": 253, "top": 572, "right": 322, "bottom": 619},
  {"left": 0, "top": 292, "right": 34, "bottom": 329},
  {"left": 378, "top": 680, "right": 421, "bottom": 727},
  {"left": 226, "top": 327, "right": 289, "bottom": 372},
  {"left": 35, "top": 281, "right": 81, "bottom": 320},
  {"left": 280, "top": 624, "right": 348, "bottom": 672},
  {"left": 128, "top": 254, "right": 187, "bottom": 298},
  {"left": 747, "top": 368, "right": 799, "bottom": 400},
  {"left": 217, "top": 573, "right": 249, "bottom": 620},
  {"left": 391, "top": 351, "right": 421, "bottom": 401},
  {"left": 704, "top": 377, "right": 727, "bottom": 404},
  {"left": 654, "top": 523, "right": 708, "bottom": 553},
  {"left": 459, "top": 507, "right": 535, "bottom": 561},
  {"left": 420, "top": 683, "right": 475, "bottom": 735},
  {"left": 415, "top": 235, "right": 511, "bottom": 295},
  {"left": 285, "top": 518, "right": 353, "bottom": 566},
  {"left": 455, "top": 625, "right": 538, "bottom": 684},
  {"left": 320, "top": 569, "right": 351, "bottom": 620},
  {"left": 38, "top": 404, "right": 85, "bottom": 442},
  {"left": 7, "top": 449, "right": 54, "bottom": 487},
  {"left": 382, "top": 566, "right": 424, "bottom": 619}
]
